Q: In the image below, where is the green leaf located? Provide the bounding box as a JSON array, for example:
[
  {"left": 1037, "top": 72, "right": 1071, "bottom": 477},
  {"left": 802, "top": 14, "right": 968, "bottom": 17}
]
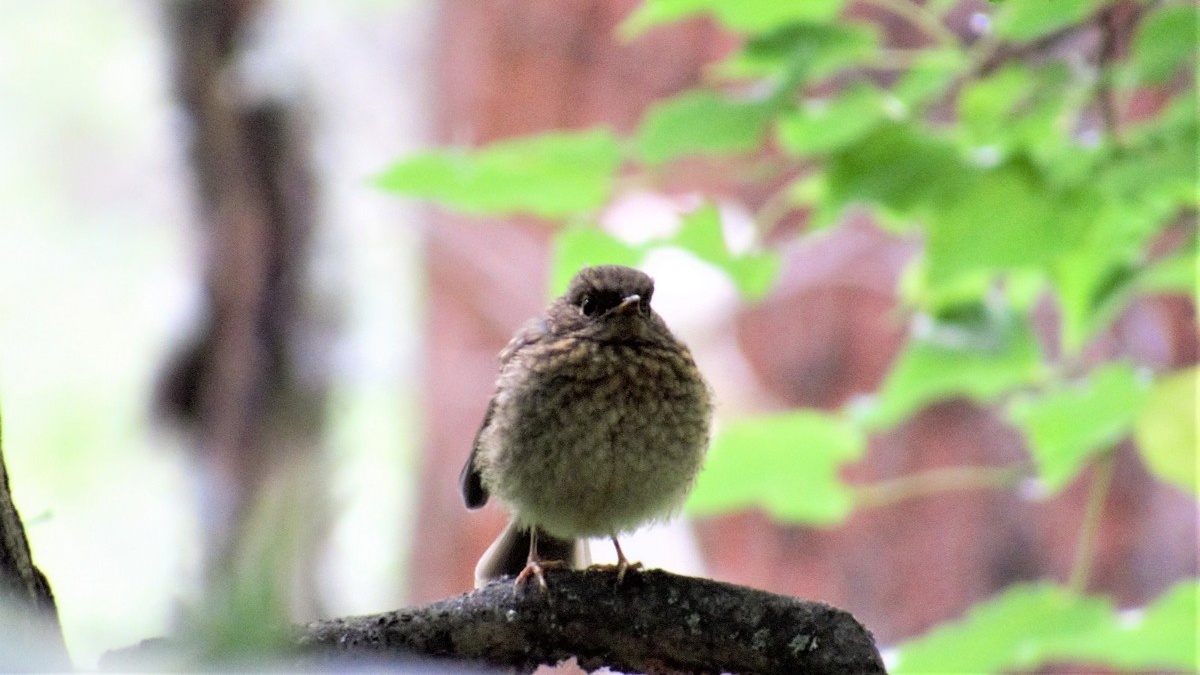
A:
[
  {"left": 900, "top": 261, "right": 994, "bottom": 314},
  {"left": 637, "top": 91, "right": 776, "bottom": 164},
  {"left": 1041, "top": 579, "right": 1200, "bottom": 672},
  {"left": 1008, "top": 362, "right": 1150, "bottom": 492},
  {"left": 993, "top": 0, "right": 1102, "bottom": 41},
  {"left": 1053, "top": 247, "right": 1139, "bottom": 356},
  {"left": 549, "top": 227, "right": 644, "bottom": 296},
  {"left": 893, "top": 49, "right": 967, "bottom": 109},
  {"left": 374, "top": 129, "right": 621, "bottom": 218},
  {"left": 925, "top": 160, "right": 1098, "bottom": 285},
  {"left": 958, "top": 64, "right": 1034, "bottom": 143},
  {"left": 675, "top": 205, "right": 780, "bottom": 300},
  {"left": 957, "top": 62, "right": 1080, "bottom": 166},
  {"left": 825, "top": 123, "right": 967, "bottom": 217},
  {"left": 721, "top": 22, "right": 878, "bottom": 82},
  {"left": 1053, "top": 224, "right": 1194, "bottom": 355},
  {"left": 777, "top": 85, "right": 886, "bottom": 155},
  {"left": 1134, "top": 366, "right": 1198, "bottom": 496},
  {"left": 1137, "top": 247, "right": 1198, "bottom": 295},
  {"left": 1099, "top": 111, "right": 1199, "bottom": 207},
  {"left": 862, "top": 308, "right": 1043, "bottom": 429},
  {"left": 620, "top": 0, "right": 845, "bottom": 38},
  {"left": 891, "top": 583, "right": 1113, "bottom": 674},
  {"left": 687, "top": 410, "right": 864, "bottom": 524},
  {"left": 1129, "top": 5, "right": 1198, "bottom": 85}
]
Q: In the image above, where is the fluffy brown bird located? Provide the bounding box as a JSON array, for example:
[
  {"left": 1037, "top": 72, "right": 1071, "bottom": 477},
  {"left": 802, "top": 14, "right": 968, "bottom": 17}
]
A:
[{"left": 460, "top": 265, "right": 713, "bottom": 588}]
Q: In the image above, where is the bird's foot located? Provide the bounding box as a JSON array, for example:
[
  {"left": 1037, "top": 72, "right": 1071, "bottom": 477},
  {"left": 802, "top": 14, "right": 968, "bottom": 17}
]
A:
[
  {"left": 616, "top": 558, "right": 643, "bottom": 584},
  {"left": 598, "top": 535, "right": 642, "bottom": 584},
  {"left": 514, "top": 558, "right": 567, "bottom": 590},
  {"left": 586, "top": 559, "right": 643, "bottom": 584}
]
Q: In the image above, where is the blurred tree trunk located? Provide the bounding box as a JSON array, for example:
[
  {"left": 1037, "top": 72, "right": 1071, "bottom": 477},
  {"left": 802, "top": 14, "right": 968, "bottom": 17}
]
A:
[
  {"left": 156, "top": 0, "right": 331, "bottom": 622},
  {"left": 0, "top": 414, "right": 71, "bottom": 670}
]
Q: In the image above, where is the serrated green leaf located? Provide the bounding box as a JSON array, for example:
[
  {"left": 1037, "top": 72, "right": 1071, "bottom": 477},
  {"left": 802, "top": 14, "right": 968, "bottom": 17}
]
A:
[
  {"left": 374, "top": 129, "right": 621, "bottom": 218},
  {"left": 1130, "top": 5, "right": 1198, "bottom": 84},
  {"left": 1008, "top": 363, "right": 1150, "bottom": 492},
  {"left": 675, "top": 205, "right": 780, "bottom": 300},
  {"left": 620, "top": 0, "right": 845, "bottom": 38},
  {"left": 1039, "top": 580, "right": 1200, "bottom": 672},
  {"left": 926, "top": 160, "right": 1098, "bottom": 285},
  {"left": 687, "top": 410, "right": 864, "bottom": 524},
  {"left": 892, "top": 583, "right": 1113, "bottom": 674},
  {"left": 777, "top": 85, "right": 886, "bottom": 155},
  {"left": 993, "top": 0, "right": 1102, "bottom": 41},
  {"left": 637, "top": 91, "right": 776, "bottom": 164},
  {"left": 549, "top": 228, "right": 644, "bottom": 296},
  {"left": 1134, "top": 366, "right": 1198, "bottom": 496},
  {"left": 863, "top": 309, "right": 1043, "bottom": 429}
]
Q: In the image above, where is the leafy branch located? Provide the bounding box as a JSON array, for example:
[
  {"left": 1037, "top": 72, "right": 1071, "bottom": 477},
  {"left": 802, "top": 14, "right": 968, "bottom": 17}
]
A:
[{"left": 374, "top": 0, "right": 1198, "bottom": 672}]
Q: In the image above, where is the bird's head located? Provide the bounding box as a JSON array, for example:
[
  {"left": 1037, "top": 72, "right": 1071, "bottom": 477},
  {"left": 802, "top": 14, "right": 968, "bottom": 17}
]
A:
[{"left": 556, "top": 265, "right": 665, "bottom": 341}]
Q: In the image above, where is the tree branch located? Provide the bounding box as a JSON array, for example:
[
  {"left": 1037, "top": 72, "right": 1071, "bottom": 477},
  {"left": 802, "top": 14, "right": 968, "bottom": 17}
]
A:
[
  {"left": 297, "top": 568, "right": 886, "bottom": 675},
  {"left": 1067, "top": 450, "right": 1115, "bottom": 595},
  {"left": 853, "top": 463, "right": 1030, "bottom": 509},
  {"left": 0, "top": 412, "right": 71, "bottom": 670}
]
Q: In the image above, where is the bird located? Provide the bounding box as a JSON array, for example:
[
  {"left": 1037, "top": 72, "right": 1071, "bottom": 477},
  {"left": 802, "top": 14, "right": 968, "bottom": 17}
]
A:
[{"left": 460, "top": 264, "right": 713, "bottom": 589}]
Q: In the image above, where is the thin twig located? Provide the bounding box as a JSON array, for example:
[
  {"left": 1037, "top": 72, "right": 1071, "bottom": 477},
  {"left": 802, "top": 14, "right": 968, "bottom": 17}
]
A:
[
  {"left": 1096, "top": 3, "right": 1127, "bottom": 148},
  {"left": 853, "top": 464, "right": 1030, "bottom": 509},
  {"left": 860, "top": 0, "right": 961, "bottom": 48},
  {"left": 869, "top": 48, "right": 948, "bottom": 70},
  {"left": 1067, "top": 451, "right": 1116, "bottom": 595}
]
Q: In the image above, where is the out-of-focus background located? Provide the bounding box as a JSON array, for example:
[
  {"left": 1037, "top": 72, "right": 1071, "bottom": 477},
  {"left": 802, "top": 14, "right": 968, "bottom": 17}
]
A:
[
  {"left": 1, "top": 1, "right": 427, "bottom": 665},
  {"left": 0, "top": 0, "right": 1195, "bottom": 671}
]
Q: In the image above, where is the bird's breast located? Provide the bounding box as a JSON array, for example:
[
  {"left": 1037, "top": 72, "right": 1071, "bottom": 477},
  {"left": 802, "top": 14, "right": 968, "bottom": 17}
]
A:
[{"left": 479, "top": 337, "right": 712, "bottom": 538}]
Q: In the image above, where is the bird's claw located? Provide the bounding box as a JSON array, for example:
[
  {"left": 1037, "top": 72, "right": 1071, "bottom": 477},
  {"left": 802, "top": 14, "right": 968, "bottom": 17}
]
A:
[
  {"left": 586, "top": 559, "right": 643, "bottom": 584},
  {"left": 514, "top": 559, "right": 566, "bottom": 590},
  {"left": 616, "top": 559, "right": 643, "bottom": 584}
]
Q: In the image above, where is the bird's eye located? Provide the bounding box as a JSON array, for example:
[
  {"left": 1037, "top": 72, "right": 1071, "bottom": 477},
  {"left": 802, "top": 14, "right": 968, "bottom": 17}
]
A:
[{"left": 579, "top": 294, "right": 598, "bottom": 317}]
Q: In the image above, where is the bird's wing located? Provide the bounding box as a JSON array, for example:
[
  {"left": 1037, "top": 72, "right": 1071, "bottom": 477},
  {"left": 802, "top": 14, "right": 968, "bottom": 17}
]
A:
[
  {"left": 460, "top": 397, "right": 494, "bottom": 508},
  {"left": 460, "top": 314, "right": 553, "bottom": 509}
]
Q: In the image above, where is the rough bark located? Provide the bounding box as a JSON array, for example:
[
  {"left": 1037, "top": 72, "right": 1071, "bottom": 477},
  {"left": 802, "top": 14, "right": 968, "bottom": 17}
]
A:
[
  {"left": 0, "top": 415, "right": 71, "bottom": 670},
  {"left": 299, "top": 569, "right": 886, "bottom": 675}
]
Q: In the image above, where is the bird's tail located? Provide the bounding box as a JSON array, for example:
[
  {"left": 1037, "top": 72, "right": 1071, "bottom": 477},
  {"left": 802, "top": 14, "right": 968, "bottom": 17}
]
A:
[{"left": 474, "top": 519, "right": 590, "bottom": 588}]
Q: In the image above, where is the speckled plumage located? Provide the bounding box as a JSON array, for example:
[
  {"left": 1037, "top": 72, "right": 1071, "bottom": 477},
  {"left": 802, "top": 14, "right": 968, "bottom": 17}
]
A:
[{"left": 461, "top": 265, "right": 712, "bottom": 585}]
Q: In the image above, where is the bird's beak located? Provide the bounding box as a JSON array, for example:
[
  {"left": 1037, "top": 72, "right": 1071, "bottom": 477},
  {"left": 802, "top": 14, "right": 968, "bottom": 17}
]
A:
[{"left": 614, "top": 294, "right": 642, "bottom": 315}]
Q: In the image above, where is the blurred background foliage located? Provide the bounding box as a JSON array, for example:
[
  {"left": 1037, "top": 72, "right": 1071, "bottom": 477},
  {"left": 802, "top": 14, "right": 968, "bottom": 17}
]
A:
[
  {"left": 0, "top": 0, "right": 1195, "bottom": 672},
  {"left": 376, "top": 0, "right": 1197, "bottom": 672}
]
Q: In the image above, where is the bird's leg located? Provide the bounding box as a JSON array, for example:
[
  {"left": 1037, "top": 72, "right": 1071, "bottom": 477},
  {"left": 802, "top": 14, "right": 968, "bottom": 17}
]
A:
[
  {"left": 514, "top": 527, "right": 547, "bottom": 590},
  {"left": 611, "top": 535, "right": 642, "bottom": 584},
  {"left": 514, "top": 528, "right": 566, "bottom": 590}
]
